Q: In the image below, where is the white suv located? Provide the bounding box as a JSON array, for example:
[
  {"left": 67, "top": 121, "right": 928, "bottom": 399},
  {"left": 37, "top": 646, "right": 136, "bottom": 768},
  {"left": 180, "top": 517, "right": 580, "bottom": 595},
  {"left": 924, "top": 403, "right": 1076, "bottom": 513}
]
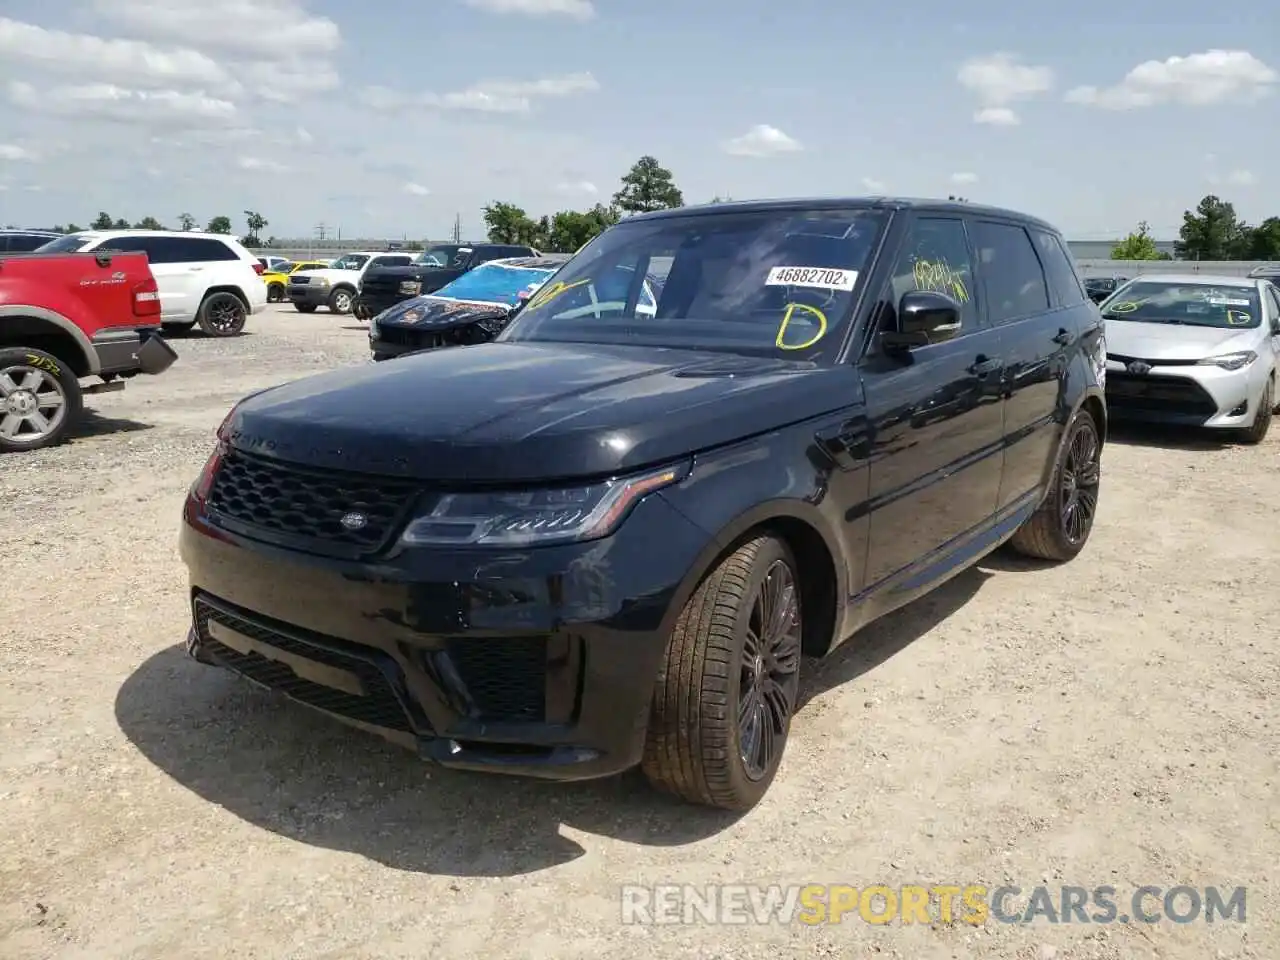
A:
[{"left": 35, "top": 230, "right": 268, "bottom": 337}]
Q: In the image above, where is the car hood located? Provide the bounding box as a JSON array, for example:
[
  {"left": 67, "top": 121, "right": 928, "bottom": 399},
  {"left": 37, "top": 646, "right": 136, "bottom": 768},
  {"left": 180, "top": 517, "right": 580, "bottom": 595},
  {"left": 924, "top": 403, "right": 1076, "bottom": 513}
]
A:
[
  {"left": 291, "top": 268, "right": 359, "bottom": 282},
  {"left": 1105, "top": 319, "right": 1259, "bottom": 361},
  {"left": 378, "top": 295, "right": 509, "bottom": 329},
  {"left": 225, "top": 342, "right": 855, "bottom": 483}
]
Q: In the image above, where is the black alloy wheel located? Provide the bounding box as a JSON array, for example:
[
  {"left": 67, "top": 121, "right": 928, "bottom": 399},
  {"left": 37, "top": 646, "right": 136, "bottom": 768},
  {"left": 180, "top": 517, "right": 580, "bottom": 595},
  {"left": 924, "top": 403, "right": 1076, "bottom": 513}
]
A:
[
  {"left": 1008, "top": 408, "right": 1102, "bottom": 561},
  {"left": 738, "top": 559, "right": 803, "bottom": 781},
  {"left": 198, "top": 292, "right": 247, "bottom": 337}
]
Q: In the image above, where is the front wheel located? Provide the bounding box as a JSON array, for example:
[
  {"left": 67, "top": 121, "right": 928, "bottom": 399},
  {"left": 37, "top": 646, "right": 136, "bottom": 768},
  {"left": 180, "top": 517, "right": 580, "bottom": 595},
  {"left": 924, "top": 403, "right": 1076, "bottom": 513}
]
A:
[
  {"left": 0, "top": 347, "right": 84, "bottom": 453},
  {"left": 198, "top": 292, "right": 247, "bottom": 337},
  {"left": 267, "top": 282, "right": 285, "bottom": 303},
  {"left": 1237, "top": 379, "right": 1272, "bottom": 445},
  {"left": 641, "top": 535, "right": 803, "bottom": 810},
  {"left": 1008, "top": 407, "right": 1101, "bottom": 561},
  {"left": 328, "top": 287, "right": 353, "bottom": 315}
]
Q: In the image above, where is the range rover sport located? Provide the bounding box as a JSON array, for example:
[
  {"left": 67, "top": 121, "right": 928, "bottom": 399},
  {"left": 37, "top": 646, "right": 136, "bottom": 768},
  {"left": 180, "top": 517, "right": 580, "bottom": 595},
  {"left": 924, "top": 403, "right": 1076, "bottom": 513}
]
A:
[{"left": 179, "top": 197, "right": 1107, "bottom": 811}]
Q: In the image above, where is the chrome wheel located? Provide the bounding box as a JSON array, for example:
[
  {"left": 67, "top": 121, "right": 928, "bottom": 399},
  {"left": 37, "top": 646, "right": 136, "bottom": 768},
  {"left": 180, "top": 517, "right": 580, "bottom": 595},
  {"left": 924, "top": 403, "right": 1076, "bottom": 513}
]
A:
[
  {"left": 0, "top": 365, "right": 67, "bottom": 444},
  {"left": 738, "top": 559, "right": 802, "bottom": 781},
  {"left": 1060, "top": 418, "right": 1100, "bottom": 544},
  {"left": 332, "top": 290, "right": 352, "bottom": 313}
]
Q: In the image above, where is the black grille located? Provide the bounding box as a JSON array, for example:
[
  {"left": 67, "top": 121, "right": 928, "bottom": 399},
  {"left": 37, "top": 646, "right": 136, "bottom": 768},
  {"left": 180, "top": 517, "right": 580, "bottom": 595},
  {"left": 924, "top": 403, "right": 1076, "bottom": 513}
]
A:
[
  {"left": 1105, "top": 373, "right": 1218, "bottom": 418},
  {"left": 445, "top": 637, "right": 547, "bottom": 722},
  {"left": 1107, "top": 353, "right": 1198, "bottom": 367},
  {"left": 206, "top": 449, "right": 420, "bottom": 557},
  {"left": 195, "top": 598, "right": 413, "bottom": 733},
  {"left": 290, "top": 276, "right": 311, "bottom": 285},
  {"left": 376, "top": 325, "right": 428, "bottom": 348}
]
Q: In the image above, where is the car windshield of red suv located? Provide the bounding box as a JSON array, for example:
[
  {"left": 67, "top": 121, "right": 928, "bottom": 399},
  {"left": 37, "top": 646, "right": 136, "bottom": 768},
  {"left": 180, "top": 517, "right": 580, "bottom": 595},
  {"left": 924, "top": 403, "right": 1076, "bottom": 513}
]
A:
[{"left": 502, "top": 207, "right": 888, "bottom": 360}]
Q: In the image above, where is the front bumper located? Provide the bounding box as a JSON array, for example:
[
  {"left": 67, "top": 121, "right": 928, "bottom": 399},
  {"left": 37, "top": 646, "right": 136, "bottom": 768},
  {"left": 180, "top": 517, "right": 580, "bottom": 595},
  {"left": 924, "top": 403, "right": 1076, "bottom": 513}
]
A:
[
  {"left": 178, "top": 486, "right": 710, "bottom": 780},
  {"left": 1104, "top": 357, "right": 1265, "bottom": 427},
  {"left": 92, "top": 328, "right": 177, "bottom": 377},
  {"left": 287, "top": 283, "right": 330, "bottom": 307}
]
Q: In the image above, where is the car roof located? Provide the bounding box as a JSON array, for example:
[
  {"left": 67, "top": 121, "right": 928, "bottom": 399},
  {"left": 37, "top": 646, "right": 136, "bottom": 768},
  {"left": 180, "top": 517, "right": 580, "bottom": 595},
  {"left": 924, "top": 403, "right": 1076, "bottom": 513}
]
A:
[
  {"left": 623, "top": 196, "right": 1062, "bottom": 234},
  {"left": 1122, "top": 273, "right": 1258, "bottom": 287},
  {"left": 0, "top": 228, "right": 61, "bottom": 236},
  {"left": 486, "top": 255, "right": 570, "bottom": 269},
  {"left": 72, "top": 229, "right": 238, "bottom": 241}
]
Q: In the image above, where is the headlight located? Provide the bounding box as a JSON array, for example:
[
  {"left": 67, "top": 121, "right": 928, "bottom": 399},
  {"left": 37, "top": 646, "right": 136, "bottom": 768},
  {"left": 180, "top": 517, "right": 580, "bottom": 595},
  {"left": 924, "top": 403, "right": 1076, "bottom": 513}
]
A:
[
  {"left": 399, "top": 280, "right": 422, "bottom": 295},
  {"left": 1197, "top": 351, "right": 1256, "bottom": 371},
  {"left": 399, "top": 461, "right": 689, "bottom": 547},
  {"left": 316, "top": 276, "right": 331, "bottom": 287}
]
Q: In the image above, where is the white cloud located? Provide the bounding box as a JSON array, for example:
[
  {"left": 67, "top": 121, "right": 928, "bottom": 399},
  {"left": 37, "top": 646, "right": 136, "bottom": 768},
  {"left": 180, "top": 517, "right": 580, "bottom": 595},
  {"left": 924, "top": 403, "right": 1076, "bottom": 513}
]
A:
[
  {"left": 723, "top": 124, "right": 802, "bottom": 157},
  {"left": 0, "top": 17, "right": 237, "bottom": 93},
  {"left": 403, "top": 182, "right": 430, "bottom": 196},
  {"left": 1209, "top": 169, "right": 1257, "bottom": 187},
  {"left": 950, "top": 172, "right": 978, "bottom": 184},
  {"left": 974, "top": 106, "right": 1019, "bottom": 126},
  {"left": 238, "top": 156, "right": 289, "bottom": 173},
  {"left": 861, "top": 177, "right": 886, "bottom": 192},
  {"left": 1065, "top": 49, "right": 1277, "bottom": 108},
  {"left": 958, "top": 52, "right": 1054, "bottom": 125},
  {"left": 463, "top": 0, "right": 595, "bottom": 19},
  {"left": 8, "top": 80, "right": 238, "bottom": 126},
  {"left": 362, "top": 72, "right": 600, "bottom": 114},
  {"left": 84, "top": 0, "right": 340, "bottom": 59},
  {"left": 0, "top": 144, "right": 37, "bottom": 161},
  {"left": 556, "top": 180, "right": 598, "bottom": 195}
]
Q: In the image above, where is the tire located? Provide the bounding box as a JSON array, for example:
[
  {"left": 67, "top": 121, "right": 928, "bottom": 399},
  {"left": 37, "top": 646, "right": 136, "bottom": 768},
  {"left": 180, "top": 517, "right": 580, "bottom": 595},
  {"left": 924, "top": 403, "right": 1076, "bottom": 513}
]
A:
[
  {"left": 1237, "top": 379, "right": 1272, "bottom": 445},
  {"left": 641, "top": 535, "right": 803, "bottom": 810},
  {"left": 1008, "top": 407, "right": 1101, "bottom": 562},
  {"left": 197, "top": 292, "right": 247, "bottom": 337},
  {"left": 0, "top": 346, "right": 84, "bottom": 453},
  {"left": 267, "top": 282, "right": 285, "bottom": 303},
  {"left": 328, "top": 287, "right": 354, "bottom": 315},
  {"left": 295, "top": 304, "right": 318, "bottom": 314}
]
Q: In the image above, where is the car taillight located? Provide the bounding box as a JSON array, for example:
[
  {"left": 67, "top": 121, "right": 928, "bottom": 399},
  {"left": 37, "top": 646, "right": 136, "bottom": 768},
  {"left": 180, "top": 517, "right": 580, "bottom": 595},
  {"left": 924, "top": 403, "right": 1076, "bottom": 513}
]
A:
[
  {"left": 133, "top": 277, "right": 161, "bottom": 316},
  {"left": 253, "top": 262, "right": 265, "bottom": 275},
  {"left": 191, "top": 406, "right": 236, "bottom": 502}
]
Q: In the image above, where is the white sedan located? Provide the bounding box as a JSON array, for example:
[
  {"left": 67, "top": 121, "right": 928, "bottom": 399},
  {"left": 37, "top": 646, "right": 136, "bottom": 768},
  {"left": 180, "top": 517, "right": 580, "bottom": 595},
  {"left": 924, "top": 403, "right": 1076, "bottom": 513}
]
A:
[{"left": 1099, "top": 273, "right": 1280, "bottom": 443}]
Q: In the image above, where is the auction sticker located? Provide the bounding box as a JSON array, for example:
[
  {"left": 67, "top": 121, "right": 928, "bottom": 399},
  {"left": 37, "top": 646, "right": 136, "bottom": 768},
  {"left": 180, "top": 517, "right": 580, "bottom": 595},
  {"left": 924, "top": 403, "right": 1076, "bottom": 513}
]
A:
[
  {"left": 765, "top": 266, "right": 858, "bottom": 292},
  {"left": 1208, "top": 297, "right": 1251, "bottom": 306}
]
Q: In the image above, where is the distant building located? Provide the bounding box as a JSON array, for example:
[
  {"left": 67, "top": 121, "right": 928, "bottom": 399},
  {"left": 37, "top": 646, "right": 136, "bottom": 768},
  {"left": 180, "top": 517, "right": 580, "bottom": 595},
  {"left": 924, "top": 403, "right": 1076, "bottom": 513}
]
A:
[{"left": 1066, "top": 238, "right": 1178, "bottom": 260}]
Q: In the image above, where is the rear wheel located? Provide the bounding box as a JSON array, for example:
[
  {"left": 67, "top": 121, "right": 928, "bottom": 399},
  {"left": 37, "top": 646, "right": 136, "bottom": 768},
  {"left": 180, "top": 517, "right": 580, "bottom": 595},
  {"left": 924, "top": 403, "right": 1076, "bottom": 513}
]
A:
[
  {"left": 0, "top": 347, "right": 83, "bottom": 453},
  {"left": 1237, "top": 379, "right": 1273, "bottom": 445},
  {"left": 328, "top": 287, "right": 353, "bottom": 314},
  {"left": 1008, "top": 407, "right": 1101, "bottom": 561},
  {"left": 641, "top": 535, "right": 803, "bottom": 810},
  {"left": 197, "top": 292, "right": 247, "bottom": 337},
  {"left": 267, "top": 282, "right": 285, "bottom": 302}
]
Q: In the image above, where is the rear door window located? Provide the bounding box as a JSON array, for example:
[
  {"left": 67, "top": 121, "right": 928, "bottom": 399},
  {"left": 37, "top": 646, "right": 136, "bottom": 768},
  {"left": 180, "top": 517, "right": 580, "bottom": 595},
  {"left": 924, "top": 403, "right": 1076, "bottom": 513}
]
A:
[
  {"left": 969, "top": 221, "right": 1051, "bottom": 324},
  {"left": 1032, "top": 230, "right": 1087, "bottom": 307}
]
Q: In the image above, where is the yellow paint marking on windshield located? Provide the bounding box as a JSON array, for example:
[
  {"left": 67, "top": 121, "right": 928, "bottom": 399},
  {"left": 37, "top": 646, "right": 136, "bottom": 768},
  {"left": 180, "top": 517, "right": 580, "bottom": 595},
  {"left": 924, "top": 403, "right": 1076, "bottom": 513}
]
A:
[
  {"left": 912, "top": 259, "right": 969, "bottom": 302},
  {"left": 525, "top": 278, "right": 591, "bottom": 312},
  {"left": 1227, "top": 310, "right": 1252, "bottom": 325},
  {"left": 776, "top": 303, "right": 828, "bottom": 351},
  {"left": 1107, "top": 300, "right": 1143, "bottom": 313}
]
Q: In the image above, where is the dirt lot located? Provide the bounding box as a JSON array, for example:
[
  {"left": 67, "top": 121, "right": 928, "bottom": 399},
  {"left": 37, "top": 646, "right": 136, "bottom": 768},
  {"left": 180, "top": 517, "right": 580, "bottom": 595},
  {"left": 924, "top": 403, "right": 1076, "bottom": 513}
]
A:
[{"left": 1, "top": 305, "right": 1277, "bottom": 959}]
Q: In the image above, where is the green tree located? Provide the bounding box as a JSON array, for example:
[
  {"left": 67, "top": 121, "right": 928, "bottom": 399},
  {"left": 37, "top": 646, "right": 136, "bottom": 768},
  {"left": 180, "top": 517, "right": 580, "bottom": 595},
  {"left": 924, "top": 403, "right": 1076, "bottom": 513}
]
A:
[
  {"left": 177, "top": 212, "right": 196, "bottom": 231},
  {"left": 244, "top": 210, "right": 268, "bottom": 245},
  {"left": 612, "top": 155, "right": 684, "bottom": 215},
  {"left": 1110, "top": 221, "right": 1171, "bottom": 260},
  {"left": 1239, "top": 216, "right": 1280, "bottom": 260},
  {"left": 1175, "top": 195, "right": 1244, "bottom": 261},
  {"left": 111, "top": 217, "right": 130, "bottom": 229},
  {"left": 133, "top": 216, "right": 165, "bottom": 230},
  {"left": 206, "top": 215, "right": 232, "bottom": 234},
  {"left": 547, "top": 204, "right": 620, "bottom": 251},
  {"left": 482, "top": 201, "right": 539, "bottom": 244},
  {"left": 91, "top": 211, "right": 113, "bottom": 230}
]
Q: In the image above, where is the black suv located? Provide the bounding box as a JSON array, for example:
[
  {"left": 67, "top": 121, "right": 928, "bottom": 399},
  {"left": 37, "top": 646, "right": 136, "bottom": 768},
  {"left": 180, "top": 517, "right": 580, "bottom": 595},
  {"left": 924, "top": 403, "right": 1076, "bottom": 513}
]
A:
[
  {"left": 1, "top": 229, "right": 63, "bottom": 252},
  {"left": 180, "top": 198, "right": 1106, "bottom": 810},
  {"left": 354, "top": 242, "right": 538, "bottom": 320}
]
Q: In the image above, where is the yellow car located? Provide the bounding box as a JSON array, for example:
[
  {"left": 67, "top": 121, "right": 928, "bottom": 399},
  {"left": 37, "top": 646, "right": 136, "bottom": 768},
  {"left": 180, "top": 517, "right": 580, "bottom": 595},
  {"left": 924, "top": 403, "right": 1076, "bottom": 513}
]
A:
[{"left": 263, "top": 260, "right": 330, "bottom": 302}]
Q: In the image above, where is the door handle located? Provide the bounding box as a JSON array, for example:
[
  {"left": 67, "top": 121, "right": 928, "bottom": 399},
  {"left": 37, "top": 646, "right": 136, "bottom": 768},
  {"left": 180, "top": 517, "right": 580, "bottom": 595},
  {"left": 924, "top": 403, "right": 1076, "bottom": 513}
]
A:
[
  {"left": 967, "top": 355, "right": 1001, "bottom": 376},
  {"left": 1052, "top": 328, "right": 1071, "bottom": 346}
]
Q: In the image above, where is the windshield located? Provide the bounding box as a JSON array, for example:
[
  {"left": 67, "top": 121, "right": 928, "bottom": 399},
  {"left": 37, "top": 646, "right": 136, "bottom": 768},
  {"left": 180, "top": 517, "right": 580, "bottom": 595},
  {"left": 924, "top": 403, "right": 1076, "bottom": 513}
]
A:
[
  {"left": 1102, "top": 281, "right": 1262, "bottom": 329},
  {"left": 501, "top": 207, "right": 888, "bottom": 359},
  {"left": 331, "top": 253, "right": 370, "bottom": 270},
  {"left": 416, "top": 245, "right": 466, "bottom": 267},
  {"left": 433, "top": 262, "right": 558, "bottom": 307},
  {"left": 34, "top": 234, "right": 92, "bottom": 253}
]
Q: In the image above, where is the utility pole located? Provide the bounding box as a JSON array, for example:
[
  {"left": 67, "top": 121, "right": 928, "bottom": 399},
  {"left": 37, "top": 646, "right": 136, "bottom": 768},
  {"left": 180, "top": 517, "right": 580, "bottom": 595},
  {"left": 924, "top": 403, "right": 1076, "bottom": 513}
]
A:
[{"left": 451, "top": 213, "right": 462, "bottom": 244}]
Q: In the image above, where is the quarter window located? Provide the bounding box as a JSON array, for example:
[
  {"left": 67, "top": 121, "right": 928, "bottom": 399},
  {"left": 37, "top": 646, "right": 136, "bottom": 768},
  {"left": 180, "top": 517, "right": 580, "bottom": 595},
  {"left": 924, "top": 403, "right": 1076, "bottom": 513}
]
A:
[
  {"left": 970, "top": 221, "right": 1050, "bottom": 323},
  {"left": 1032, "top": 230, "right": 1087, "bottom": 307}
]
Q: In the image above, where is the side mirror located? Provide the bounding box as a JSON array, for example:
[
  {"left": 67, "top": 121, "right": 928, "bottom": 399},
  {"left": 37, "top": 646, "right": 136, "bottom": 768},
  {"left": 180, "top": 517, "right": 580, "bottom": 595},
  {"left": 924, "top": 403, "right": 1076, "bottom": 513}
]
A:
[{"left": 879, "top": 290, "right": 962, "bottom": 351}]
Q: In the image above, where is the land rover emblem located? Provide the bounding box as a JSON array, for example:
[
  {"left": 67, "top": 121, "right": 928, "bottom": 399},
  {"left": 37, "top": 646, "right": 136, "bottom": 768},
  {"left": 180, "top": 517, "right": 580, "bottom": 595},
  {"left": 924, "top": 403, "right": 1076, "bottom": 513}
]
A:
[
  {"left": 340, "top": 511, "right": 368, "bottom": 530},
  {"left": 1127, "top": 360, "right": 1151, "bottom": 374}
]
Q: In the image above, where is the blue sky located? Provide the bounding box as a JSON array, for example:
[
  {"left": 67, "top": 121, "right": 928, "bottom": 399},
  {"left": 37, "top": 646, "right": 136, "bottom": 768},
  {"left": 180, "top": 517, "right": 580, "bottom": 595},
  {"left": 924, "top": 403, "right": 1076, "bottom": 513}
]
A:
[{"left": 0, "top": 0, "right": 1274, "bottom": 241}]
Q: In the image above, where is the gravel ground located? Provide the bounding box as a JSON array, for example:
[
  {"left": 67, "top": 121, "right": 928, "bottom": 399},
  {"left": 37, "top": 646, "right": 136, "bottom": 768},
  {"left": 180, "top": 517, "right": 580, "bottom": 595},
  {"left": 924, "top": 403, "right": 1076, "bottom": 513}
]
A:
[{"left": 1, "top": 305, "right": 1277, "bottom": 960}]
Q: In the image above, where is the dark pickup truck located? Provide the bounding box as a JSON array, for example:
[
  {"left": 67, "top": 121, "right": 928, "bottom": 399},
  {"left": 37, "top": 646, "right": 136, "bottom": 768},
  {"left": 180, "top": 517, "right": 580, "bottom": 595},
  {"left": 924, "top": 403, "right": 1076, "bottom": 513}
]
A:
[{"left": 354, "top": 242, "right": 537, "bottom": 320}]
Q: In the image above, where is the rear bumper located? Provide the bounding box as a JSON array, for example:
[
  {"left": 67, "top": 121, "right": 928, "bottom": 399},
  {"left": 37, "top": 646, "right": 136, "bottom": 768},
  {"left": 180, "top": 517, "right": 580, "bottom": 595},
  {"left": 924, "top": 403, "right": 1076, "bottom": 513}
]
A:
[
  {"left": 178, "top": 488, "right": 711, "bottom": 780},
  {"left": 287, "top": 284, "right": 329, "bottom": 307},
  {"left": 91, "top": 328, "right": 177, "bottom": 377},
  {"left": 356, "top": 292, "right": 409, "bottom": 318}
]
